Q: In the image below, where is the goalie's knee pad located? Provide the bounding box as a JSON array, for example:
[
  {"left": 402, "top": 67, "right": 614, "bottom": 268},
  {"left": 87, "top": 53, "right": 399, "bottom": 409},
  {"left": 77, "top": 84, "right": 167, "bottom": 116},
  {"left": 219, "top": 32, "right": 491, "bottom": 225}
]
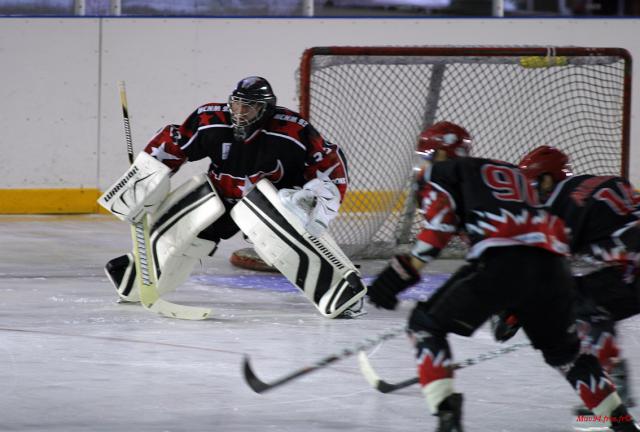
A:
[
  {"left": 230, "top": 179, "right": 367, "bottom": 318},
  {"left": 107, "top": 174, "right": 224, "bottom": 300}
]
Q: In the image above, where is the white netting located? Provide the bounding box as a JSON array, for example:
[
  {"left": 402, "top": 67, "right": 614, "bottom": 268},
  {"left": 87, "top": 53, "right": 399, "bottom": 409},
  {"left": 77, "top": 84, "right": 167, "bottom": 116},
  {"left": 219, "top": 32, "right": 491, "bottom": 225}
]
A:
[{"left": 299, "top": 47, "right": 629, "bottom": 258}]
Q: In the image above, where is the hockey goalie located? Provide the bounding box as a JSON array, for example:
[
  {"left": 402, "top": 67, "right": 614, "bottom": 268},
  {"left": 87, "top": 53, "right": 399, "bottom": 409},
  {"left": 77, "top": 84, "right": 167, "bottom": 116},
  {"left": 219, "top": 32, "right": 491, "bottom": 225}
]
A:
[{"left": 98, "top": 76, "right": 366, "bottom": 319}]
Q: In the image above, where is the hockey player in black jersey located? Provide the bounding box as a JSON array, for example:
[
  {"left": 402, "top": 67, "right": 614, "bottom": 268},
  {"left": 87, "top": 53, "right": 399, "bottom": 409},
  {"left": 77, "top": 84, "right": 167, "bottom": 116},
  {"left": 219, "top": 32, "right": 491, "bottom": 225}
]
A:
[
  {"left": 98, "top": 76, "right": 366, "bottom": 318},
  {"left": 366, "top": 123, "right": 639, "bottom": 431},
  {"left": 515, "top": 145, "right": 639, "bottom": 415}
]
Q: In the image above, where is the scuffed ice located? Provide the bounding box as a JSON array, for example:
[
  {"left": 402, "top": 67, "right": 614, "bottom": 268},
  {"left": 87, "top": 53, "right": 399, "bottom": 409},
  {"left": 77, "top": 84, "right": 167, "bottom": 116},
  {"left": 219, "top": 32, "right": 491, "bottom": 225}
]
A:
[{"left": 0, "top": 215, "right": 637, "bottom": 432}]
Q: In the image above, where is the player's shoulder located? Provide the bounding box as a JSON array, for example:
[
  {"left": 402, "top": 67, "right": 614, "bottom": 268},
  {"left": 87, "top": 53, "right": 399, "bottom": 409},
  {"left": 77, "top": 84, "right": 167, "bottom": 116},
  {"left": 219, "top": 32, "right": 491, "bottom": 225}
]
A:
[
  {"left": 267, "top": 107, "right": 312, "bottom": 133},
  {"left": 191, "top": 102, "right": 230, "bottom": 125},
  {"left": 548, "top": 174, "right": 617, "bottom": 206},
  {"left": 560, "top": 174, "right": 622, "bottom": 191},
  {"left": 442, "top": 156, "right": 515, "bottom": 171}
]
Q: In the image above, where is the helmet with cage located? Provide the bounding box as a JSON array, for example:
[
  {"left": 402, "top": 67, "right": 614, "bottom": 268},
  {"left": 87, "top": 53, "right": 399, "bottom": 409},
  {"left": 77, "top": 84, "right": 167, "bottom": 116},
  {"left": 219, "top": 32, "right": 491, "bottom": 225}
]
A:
[
  {"left": 416, "top": 121, "right": 472, "bottom": 161},
  {"left": 228, "top": 76, "right": 277, "bottom": 142}
]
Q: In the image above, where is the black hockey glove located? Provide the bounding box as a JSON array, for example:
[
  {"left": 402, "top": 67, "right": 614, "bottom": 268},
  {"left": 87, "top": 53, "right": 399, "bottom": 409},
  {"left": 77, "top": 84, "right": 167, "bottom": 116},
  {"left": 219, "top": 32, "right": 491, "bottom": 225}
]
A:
[
  {"left": 367, "top": 254, "right": 421, "bottom": 310},
  {"left": 490, "top": 311, "right": 521, "bottom": 343}
]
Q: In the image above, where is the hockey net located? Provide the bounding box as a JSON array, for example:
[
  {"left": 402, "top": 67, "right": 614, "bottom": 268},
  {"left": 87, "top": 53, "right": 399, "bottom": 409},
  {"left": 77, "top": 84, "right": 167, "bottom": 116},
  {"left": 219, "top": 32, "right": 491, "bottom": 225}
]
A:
[{"left": 297, "top": 46, "right": 632, "bottom": 259}]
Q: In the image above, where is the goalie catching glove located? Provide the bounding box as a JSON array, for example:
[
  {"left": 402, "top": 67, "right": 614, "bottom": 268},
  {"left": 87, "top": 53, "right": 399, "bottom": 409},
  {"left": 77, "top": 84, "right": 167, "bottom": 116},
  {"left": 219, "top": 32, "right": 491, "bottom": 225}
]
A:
[
  {"left": 368, "top": 254, "right": 421, "bottom": 310},
  {"left": 278, "top": 178, "right": 340, "bottom": 237},
  {"left": 98, "top": 152, "right": 171, "bottom": 223}
]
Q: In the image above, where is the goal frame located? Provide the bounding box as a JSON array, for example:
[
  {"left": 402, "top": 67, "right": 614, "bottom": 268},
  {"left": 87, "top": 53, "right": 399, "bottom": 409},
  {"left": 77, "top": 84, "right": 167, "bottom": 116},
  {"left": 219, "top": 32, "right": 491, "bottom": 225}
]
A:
[{"left": 299, "top": 46, "right": 632, "bottom": 178}]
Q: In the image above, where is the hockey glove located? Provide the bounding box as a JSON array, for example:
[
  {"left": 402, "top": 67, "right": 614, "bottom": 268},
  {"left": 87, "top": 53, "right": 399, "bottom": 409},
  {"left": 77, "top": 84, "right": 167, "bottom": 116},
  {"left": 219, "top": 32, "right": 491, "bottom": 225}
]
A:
[
  {"left": 303, "top": 178, "right": 340, "bottom": 237},
  {"left": 278, "top": 178, "right": 340, "bottom": 237},
  {"left": 367, "top": 254, "right": 421, "bottom": 310},
  {"left": 490, "top": 311, "right": 521, "bottom": 343}
]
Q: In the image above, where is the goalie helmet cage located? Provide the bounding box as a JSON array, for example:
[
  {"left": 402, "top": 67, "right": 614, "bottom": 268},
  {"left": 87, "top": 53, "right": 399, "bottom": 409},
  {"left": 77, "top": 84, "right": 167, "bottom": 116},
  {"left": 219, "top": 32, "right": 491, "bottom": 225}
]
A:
[{"left": 298, "top": 45, "right": 632, "bottom": 259}]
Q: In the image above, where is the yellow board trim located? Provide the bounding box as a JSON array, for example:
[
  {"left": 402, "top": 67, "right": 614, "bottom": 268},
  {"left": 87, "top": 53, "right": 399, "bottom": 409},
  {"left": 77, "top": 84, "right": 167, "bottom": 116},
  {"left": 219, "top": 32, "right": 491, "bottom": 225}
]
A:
[
  {"left": 0, "top": 188, "right": 411, "bottom": 214},
  {"left": 340, "top": 189, "right": 409, "bottom": 213},
  {"left": 0, "top": 188, "right": 103, "bottom": 214}
]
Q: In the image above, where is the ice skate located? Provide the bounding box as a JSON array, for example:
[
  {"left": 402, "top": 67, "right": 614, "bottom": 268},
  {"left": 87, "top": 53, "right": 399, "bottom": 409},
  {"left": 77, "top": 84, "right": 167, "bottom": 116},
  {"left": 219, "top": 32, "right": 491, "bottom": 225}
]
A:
[
  {"left": 337, "top": 298, "right": 367, "bottom": 319},
  {"left": 436, "top": 393, "right": 464, "bottom": 432}
]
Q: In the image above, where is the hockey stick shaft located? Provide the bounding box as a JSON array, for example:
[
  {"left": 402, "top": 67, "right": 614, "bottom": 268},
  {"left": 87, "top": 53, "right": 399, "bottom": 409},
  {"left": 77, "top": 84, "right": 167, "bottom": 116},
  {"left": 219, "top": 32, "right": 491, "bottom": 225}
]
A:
[
  {"left": 243, "top": 325, "right": 407, "bottom": 393},
  {"left": 117, "top": 81, "right": 211, "bottom": 320},
  {"left": 358, "top": 341, "right": 531, "bottom": 393},
  {"left": 118, "top": 82, "right": 135, "bottom": 164}
]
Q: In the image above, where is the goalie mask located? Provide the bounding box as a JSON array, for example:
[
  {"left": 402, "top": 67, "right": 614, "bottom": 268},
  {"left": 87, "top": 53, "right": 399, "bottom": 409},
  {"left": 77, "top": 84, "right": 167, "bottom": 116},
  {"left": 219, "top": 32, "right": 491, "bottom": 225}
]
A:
[
  {"left": 228, "top": 76, "right": 277, "bottom": 142},
  {"left": 416, "top": 121, "right": 472, "bottom": 161}
]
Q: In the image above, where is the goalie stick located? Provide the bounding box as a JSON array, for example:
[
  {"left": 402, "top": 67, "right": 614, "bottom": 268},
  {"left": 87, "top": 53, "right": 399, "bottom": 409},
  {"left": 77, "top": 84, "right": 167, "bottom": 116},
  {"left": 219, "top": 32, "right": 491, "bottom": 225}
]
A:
[
  {"left": 243, "top": 325, "right": 408, "bottom": 393},
  {"left": 118, "top": 81, "right": 211, "bottom": 320},
  {"left": 357, "top": 341, "right": 531, "bottom": 393}
]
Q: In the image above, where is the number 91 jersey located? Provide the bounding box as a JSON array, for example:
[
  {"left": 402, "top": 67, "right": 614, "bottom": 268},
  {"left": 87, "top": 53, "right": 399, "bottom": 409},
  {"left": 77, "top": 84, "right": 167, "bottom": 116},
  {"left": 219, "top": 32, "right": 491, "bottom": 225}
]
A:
[{"left": 415, "top": 157, "right": 569, "bottom": 261}]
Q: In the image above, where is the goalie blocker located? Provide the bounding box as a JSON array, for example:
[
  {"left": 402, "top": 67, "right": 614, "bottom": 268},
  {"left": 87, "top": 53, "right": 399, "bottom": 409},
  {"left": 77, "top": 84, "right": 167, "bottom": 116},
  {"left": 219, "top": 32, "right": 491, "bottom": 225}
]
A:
[{"left": 231, "top": 179, "right": 367, "bottom": 318}]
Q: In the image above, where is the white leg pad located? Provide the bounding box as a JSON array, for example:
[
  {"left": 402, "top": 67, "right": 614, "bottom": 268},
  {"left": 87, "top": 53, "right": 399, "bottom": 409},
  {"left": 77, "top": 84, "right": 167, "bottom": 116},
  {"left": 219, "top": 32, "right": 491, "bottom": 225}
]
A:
[
  {"left": 150, "top": 174, "right": 224, "bottom": 296},
  {"left": 115, "top": 174, "right": 225, "bottom": 300},
  {"left": 230, "top": 179, "right": 367, "bottom": 318}
]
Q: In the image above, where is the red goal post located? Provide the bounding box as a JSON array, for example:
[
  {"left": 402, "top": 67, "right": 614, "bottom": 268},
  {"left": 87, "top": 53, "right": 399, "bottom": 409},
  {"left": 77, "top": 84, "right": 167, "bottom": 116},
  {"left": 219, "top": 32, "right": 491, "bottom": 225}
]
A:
[{"left": 297, "top": 46, "right": 632, "bottom": 259}]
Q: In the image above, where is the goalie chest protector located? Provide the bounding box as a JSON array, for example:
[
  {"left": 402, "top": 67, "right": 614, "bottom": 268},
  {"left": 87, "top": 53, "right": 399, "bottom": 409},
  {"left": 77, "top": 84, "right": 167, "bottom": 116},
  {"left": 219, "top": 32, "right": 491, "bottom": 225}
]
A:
[{"left": 230, "top": 180, "right": 366, "bottom": 318}]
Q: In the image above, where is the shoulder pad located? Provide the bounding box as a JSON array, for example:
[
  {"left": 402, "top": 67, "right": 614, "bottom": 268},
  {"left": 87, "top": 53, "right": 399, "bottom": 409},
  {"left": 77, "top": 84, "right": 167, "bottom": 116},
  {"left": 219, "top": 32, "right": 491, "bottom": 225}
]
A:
[
  {"left": 271, "top": 107, "right": 310, "bottom": 129},
  {"left": 196, "top": 103, "right": 229, "bottom": 115}
]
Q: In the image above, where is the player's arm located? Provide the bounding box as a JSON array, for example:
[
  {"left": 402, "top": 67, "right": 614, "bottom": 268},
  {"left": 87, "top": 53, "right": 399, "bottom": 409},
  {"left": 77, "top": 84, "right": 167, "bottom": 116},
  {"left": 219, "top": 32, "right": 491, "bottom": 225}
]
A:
[
  {"left": 144, "top": 104, "right": 229, "bottom": 167},
  {"left": 142, "top": 124, "right": 188, "bottom": 172},
  {"left": 367, "top": 183, "right": 458, "bottom": 310},
  {"left": 302, "top": 125, "right": 348, "bottom": 201}
]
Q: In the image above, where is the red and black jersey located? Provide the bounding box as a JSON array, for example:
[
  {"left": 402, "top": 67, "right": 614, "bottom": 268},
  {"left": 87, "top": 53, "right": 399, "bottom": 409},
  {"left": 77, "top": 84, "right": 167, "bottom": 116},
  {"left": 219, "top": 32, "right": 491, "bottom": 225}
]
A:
[
  {"left": 142, "top": 103, "right": 348, "bottom": 203},
  {"left": 412, "top": 157, "right": 569, "bottom": 262},
  {"left": 546, "top": 174, "right": 640, "bottom": 264}
]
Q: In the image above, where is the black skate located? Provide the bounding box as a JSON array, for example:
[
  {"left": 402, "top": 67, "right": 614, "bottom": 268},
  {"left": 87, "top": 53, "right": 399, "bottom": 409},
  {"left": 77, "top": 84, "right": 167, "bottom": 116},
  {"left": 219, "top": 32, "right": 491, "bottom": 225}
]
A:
[
  {"left": 436, "top": 393, "right": 464, "bottom": 432},
  {"left": 609, "top": 404, "right": 640, "bottom": 431},
  {"left": 104, "top": 253, "right": 139, "bottom": 303},
  {"left": 336, "top": 298, "right": 367, "bottom": 319}
]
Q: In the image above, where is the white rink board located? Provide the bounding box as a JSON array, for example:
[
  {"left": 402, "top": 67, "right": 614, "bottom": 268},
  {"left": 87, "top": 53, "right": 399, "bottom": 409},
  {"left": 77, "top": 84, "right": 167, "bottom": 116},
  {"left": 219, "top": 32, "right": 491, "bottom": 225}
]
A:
[
  {"left": 0, "top": 19, "right": 100, "bottom": 189},
  {"left": 0, "top": 18, "right": 639, "bottom": 190}
]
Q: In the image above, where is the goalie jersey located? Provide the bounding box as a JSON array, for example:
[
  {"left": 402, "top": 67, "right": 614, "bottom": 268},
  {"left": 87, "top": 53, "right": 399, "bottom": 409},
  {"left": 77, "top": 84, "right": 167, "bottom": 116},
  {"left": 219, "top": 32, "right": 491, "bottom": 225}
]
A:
[
  {"left": 545, "top": 174, "right": 640, "bottom": 264},
  {"left": 141, "top": 103, "right": 348, "bottom": 203},
  {"left": 412, "top": 157, "right": 569, "bottom": 262}
]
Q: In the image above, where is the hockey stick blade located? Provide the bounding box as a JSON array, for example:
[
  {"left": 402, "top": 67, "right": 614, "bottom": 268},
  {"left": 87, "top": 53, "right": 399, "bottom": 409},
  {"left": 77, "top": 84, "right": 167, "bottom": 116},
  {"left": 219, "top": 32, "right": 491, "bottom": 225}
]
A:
[
  {"left": 357, "top": 351, "right": 418, "bottom": 393},
  {"left": 243, "top": 353, "right": 339, "bottom": 394},
  {"left": 358, "top": 341, "right": 531, "bottom": 394},
  {"left": 243, "top": 356, "right": 272, "bottom": 393},
  {"left": 242, "top": 325, "right": 407, "bottom": 394},
  {"left": 146, "top": 298, "right": 212, "bottom": 320}
]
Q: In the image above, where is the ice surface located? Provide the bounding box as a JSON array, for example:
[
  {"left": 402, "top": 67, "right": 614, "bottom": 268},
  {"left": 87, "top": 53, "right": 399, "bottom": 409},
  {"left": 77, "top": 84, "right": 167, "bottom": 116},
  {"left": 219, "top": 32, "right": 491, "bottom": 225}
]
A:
[{"left": 0, "top": 215, "right": 638, "bottom": 431}]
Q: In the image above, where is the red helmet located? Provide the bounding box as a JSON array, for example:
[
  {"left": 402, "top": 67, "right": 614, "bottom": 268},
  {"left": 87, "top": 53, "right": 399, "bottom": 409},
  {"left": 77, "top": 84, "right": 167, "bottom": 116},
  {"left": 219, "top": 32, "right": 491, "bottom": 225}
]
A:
[
  {"left": 518, "top": 145, "right": 572, "bottom": 182},
  {"left": 416, "top": 121, "right": 472, "bottom": 160}
]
